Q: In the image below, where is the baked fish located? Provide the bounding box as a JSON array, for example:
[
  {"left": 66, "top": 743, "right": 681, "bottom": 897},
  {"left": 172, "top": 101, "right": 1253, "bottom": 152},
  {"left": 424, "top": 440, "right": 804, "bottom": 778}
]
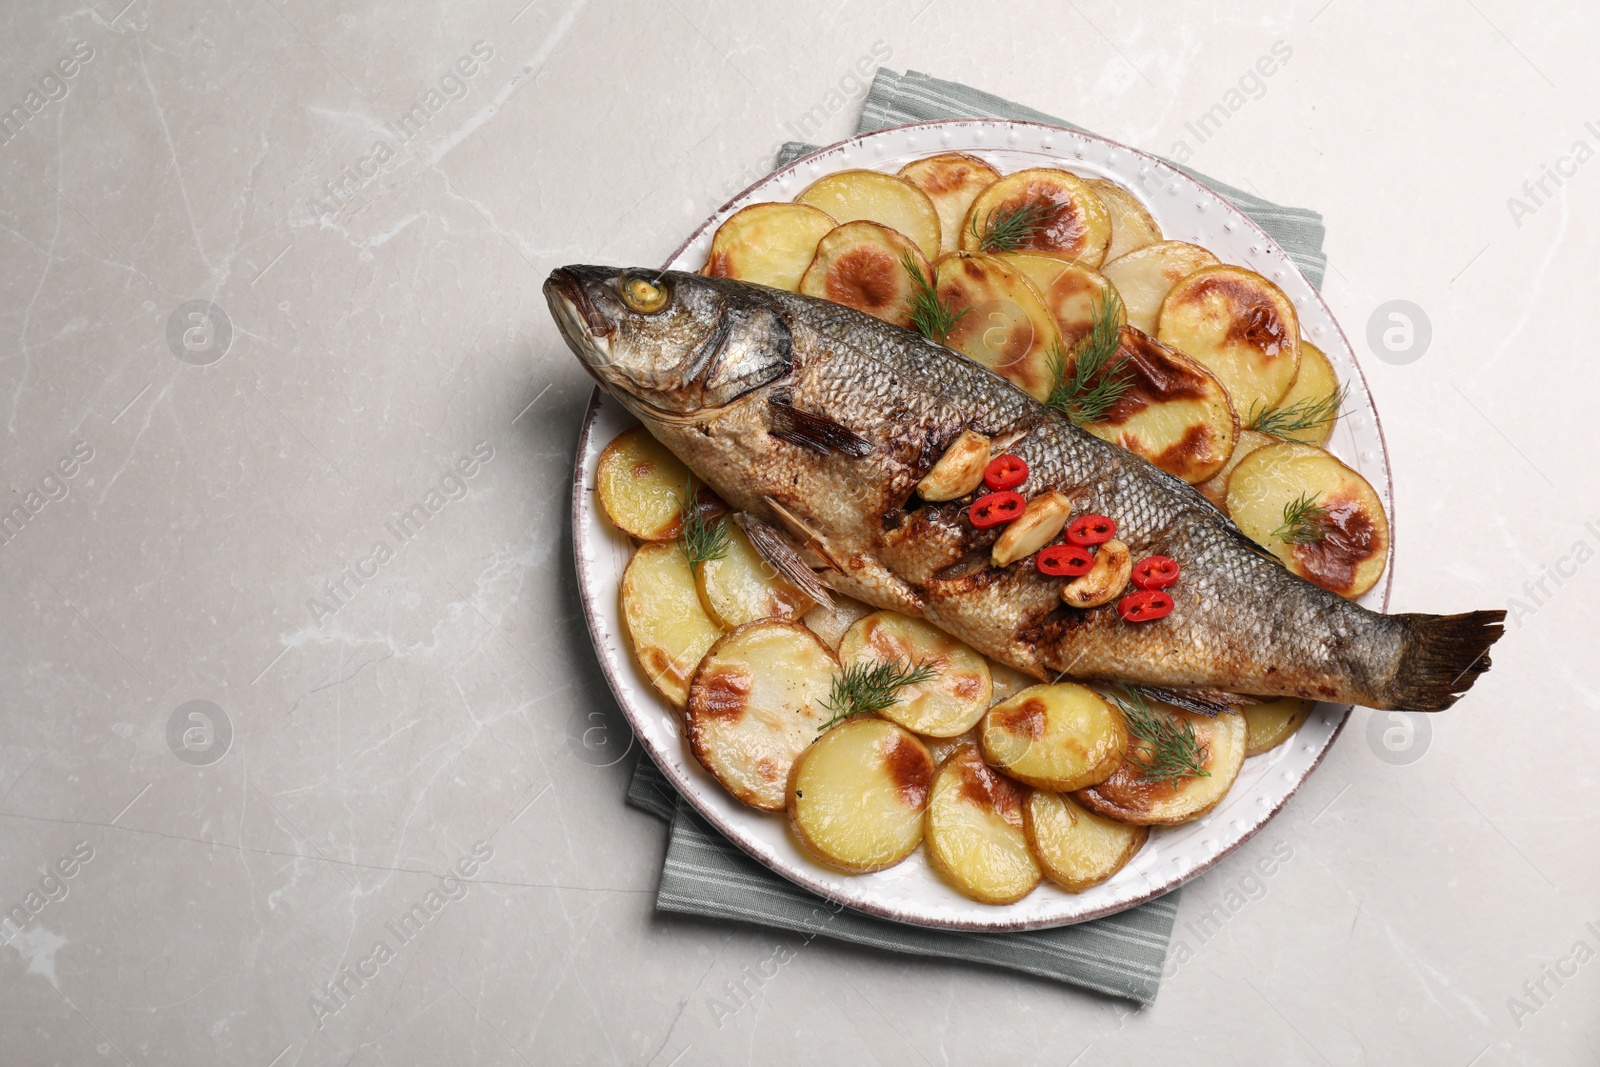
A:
[{"left": 548, "top": 266, "right": 1503, "bottom": 712}]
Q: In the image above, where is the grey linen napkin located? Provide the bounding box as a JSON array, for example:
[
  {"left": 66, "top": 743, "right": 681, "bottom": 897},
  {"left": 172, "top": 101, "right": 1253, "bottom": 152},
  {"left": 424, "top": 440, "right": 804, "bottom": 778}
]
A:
[{"left": 623, "top": 68, "right": 1329, "bottom": 1006}]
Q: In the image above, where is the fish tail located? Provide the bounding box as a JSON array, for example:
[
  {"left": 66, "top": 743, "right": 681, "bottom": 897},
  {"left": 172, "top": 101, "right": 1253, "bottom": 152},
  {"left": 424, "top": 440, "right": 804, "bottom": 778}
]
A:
[{"left": 1381, "top": 610, "right": 1507, "bottom": 711}]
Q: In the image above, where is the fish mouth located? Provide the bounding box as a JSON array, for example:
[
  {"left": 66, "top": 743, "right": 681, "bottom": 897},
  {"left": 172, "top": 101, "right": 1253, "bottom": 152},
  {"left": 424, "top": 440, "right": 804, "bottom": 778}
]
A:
[{"left": 544, "top": 266, "right": 617, "bottom": 369}]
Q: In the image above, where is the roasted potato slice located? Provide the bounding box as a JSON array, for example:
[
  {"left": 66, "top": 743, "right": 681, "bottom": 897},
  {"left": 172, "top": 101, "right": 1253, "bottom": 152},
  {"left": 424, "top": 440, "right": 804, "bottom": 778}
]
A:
[
  {"left": 960, "top": 168, "right": 1112, "bottom": 268},
  {"left": 1075, "top": 706, "right": 1247, "bottom": 825},
  {"left": 898, "top": 152, "right": 1001, "bottom": 255},
  {"left": 925, "top": 746, "right": 1041, "bottom": 904},
  {"left": 980, "top": 683, "right": 1126, "bottom": 791},
  {"left": 702, "top": 202, "right": 837, "bottom": 291},
  {"left": 796, "top": 169, "right": 941, "bottom": 259},
  {"left": 916, "top": 429, "right": 990, "bottom": 502},
  {"left": 696, "top": 524, "right": 814, "bottom": 629},
  {"left": 621, "top": 542, "right": 724, "bottom": 708},
  {"left": 789, "top": 717, "right": 934, "bottom": 873},
  {"left": 799, "top": 221, "right": 929, "bottom": 329},
  {"left": 1196, "top": 428, "right": 1274, "bottom": 511},
  {"left": 1100, "top": 241, "right": 1220, "bottom": 334},
  {"left": 1023, "top": 790, "right": 1148, "bottom": 892},
  {"left": 1084, "top": 178, "right": 1163, "bottom": 262},
  {"left": 801, "top": 593, "right": 874, "bottom": 651},
  {"left": 1157, "top": 265, "right": 1301, "bottom": 417},
  {"left": 685, "top": 622, "right": 837, "bottom": 810},
  {"left": 1001, "top": 253, "right": 1122, "bottom": 354},
  {"left": 1243, "top": 697, "right": 1314, "bottom": 756},
  {"left": 1076, "top": 327, "right": 1239, "bottom": 484},
  {"left": 1226, "top": 441, "right": 1389, "bottom": 599},
  {"left": 933, "top": 252, "right": 1062, "bottom": 401},
  {"left": 838, "top": 611, "right": 991, "bottom": 737},
  {"left": 1253, "top": 338, "right": 1341, "bottom": 445},
  {"left": 596, "top": 427, "right": 691, "bottom": 540}
]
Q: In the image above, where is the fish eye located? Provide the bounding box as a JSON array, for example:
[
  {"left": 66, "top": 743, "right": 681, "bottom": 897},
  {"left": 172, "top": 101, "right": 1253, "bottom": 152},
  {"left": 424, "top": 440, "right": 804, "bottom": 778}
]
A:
[{"left": 620, "top": 275, "right": 669, "bottom": 313}]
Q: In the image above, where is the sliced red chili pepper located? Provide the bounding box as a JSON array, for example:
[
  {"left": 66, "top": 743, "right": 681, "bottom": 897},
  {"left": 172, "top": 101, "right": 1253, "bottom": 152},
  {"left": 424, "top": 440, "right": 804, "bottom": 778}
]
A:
[
  {"left": 983, "top": 454, "right": 1028, "bottom": 491},
  {"left": 1036, "top": 544, "right": 1095, "bottom": 577},
  {"left": 1118, "top": 589, "right": 1174, "bottom": 623},
  {"left": 969, "top": 490, "right": 1026, "bottom": 529},
  {"left": 1130, "top": 555, "right": 1180, "bottom": 590},
  {"left": 1067, "top": 514, "right": 1117, "bottom": 547}
]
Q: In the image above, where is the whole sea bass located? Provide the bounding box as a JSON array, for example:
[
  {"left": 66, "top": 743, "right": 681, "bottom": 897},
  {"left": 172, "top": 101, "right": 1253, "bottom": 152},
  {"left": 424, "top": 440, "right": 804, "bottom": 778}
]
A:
[{"left": 548, "top": 266, "right": 1504, "bottom": 712}]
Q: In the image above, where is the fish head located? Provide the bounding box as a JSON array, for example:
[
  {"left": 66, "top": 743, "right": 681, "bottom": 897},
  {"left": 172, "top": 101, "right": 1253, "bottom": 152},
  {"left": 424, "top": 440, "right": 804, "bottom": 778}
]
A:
[{"left": 545, "top": 265, "right": 792, "bottom": 417}]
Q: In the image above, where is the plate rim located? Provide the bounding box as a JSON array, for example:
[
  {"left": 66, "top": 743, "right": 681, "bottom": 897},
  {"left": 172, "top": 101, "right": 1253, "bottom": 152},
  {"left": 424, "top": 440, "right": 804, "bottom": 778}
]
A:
[{"left": 569, "top": 117, "right": 1392, "bottom": 931}]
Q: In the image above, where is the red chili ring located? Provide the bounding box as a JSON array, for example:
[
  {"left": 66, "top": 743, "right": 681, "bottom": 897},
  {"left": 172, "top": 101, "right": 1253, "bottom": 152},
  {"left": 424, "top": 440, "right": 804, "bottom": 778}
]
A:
[
  {"left": 1118, "top": 589, "right": 1174, "bottom": 623},
  {"left": 1130, "top": 555, "right": 1180, "bottom": 590},
  {"left": 969, "top": 490, "right": 1026, "bottom": 529},
  {"left": 983, "top": 454, "right": 1028, "bottom": 491},
  {"left": 1067, "top": 514, "right": 1117, "bottom": 546},
  {"left": 1036, "top": 544, "right": 1095, "bottom": 577}
]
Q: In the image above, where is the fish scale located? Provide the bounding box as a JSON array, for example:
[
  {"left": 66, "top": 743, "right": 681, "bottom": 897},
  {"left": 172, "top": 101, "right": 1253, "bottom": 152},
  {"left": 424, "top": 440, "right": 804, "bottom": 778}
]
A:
[{"left": 548, "top": 265, "right": 1504, "bottom": 712}]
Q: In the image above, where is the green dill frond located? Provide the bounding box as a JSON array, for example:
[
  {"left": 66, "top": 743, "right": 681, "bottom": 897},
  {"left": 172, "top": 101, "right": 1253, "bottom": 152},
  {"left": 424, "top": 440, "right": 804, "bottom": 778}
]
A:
[
  {"left": 677, "top": 478, "right": 730, "bottom": 568},
  {"left": 817, "top": 657, "right": 939, "bottom": 731},
  {"left": 970, "top": 197, "right": 1054, "bottom": 253},
  {"left": 902, "top": 252, "right": 969, "bottom": 344},
  {"left": 1271, "top": 492, "right": 1332, "bottom": 546},
  {"left": 1108, "top": 686, "right": 1211, "bottom": 786},
  {"left": 1045, "top": 289, "right": 1129, "bottom": 426},
  {"left": 1247, "top": 384, "right": 1348, "bottom": 440}
]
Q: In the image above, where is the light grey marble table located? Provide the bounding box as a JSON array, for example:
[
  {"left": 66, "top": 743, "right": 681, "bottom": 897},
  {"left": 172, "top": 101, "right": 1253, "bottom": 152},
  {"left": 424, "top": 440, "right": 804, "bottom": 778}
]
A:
[{"left": 1, "top": 1, "right": 1595, "bottom": 1064}]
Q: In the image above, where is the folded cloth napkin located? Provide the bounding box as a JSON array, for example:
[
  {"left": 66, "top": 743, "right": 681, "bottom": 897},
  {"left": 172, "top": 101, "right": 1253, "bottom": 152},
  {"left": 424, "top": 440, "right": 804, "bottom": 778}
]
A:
[{"left": 623, "top": 68, "right": 1330, "bottom": 1006}]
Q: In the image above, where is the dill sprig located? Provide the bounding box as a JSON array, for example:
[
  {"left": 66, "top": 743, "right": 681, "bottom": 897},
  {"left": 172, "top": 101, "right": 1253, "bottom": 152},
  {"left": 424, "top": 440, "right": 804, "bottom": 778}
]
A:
[
  {"left": 1045, "top": 289, "right": 1129, "bottom": 426},
  {"left": 817, "top": 657, "right": 939, "bottom": 731},
  {"left": 1247, "top": 384, "right": 1348, "bottom": 440},
  {"left": 902, "top": 251, "right": 969, "bottom": 344},
  {"left": 1271, "top": 492, "right": 1332, "bottom": 546},
  {"left": 676, "top": 478, "right": 729, "bottom": 568},
  {"left": 970, "top": 197, "right": 1055, "bottom": 253},
  {"left": 1108, "top": 687, "right": 1211, "bottom": 786}
]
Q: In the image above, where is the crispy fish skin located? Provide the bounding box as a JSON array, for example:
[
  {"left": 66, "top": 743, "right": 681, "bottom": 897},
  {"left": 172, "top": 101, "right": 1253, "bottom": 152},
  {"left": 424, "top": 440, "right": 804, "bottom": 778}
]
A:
[{"left": 548, "top": 266, "right": 1503, "bottom": 712}]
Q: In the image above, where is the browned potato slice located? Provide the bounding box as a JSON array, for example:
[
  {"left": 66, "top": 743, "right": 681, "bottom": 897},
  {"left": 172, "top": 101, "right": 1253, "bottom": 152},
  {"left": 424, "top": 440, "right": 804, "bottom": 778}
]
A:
[
  {"left": 932, "top": 252, "right": 1062, "bottom": 400},
  {"left": 1084, "top": 178, "right": 1163, "bottom": 262},
  {"left": 1157, "top": 265, "right": 1301, "bottom": 416},
  {"left": 960, "top": 168, "right": 1112, "bottom": 268},
  {"left": 1253, "top": 339, "right": 1341, "bottom": 445},
  {"left": 1101, "top": 241, "right": 1220, "bottom": 333},
  {"left": 1001, "top": 253, "right": 1122, "bottom": 353},
  {"left": 987, "top": 660, "right": 1039, "bottom": 705},
  {"left": 789, "top": 717, "right": 934, "bottom": 873},
  {"left": 1076, "top": 707, "right": 1247, "bottom": 825},
  {"left": 801, "top": 593, "right": 873, "bottom": 651},
  {"left": 1196, "top": 428, "right": 1274, "bottom": 511},
  {"left": 1243, "top": 697, "right": 1314, "bottom": 756},
  {"left": 916, "top": 429, "right": 990, "bottom": 502},
  {"left": 1077, "top": 327, "right": 1239, "bottom": 484},
  {"left": 981, "top": 683, "right": 1126, "bottom": 791},
  {"left": 1023, "top": 790, "right": 1148, "bottom": 892},
  {"left": 621, "top": 543, "right": 724, "bottom": 708},
  {"left": 925, "top": 746, "right": 1041, "bottom": 904},
  {"left": 1061, "top": 538, "right": 1132, "bottom": 610},
  {"left": 796, "top": 170, "right": 941, "bottom": 259},
  {"left": 898, "top": 152, "right": 1001, "bottom": 254},
  {"left": 696, "top": 524, "right": 813, "bottom": 629},
  {"left": 702, "top": 202, "right": 837, "bottom": 291},
  {"left": 595, "top": 427, "right": 690, "bottom": 540},
  {"left": 838, "top": 611, "right": 991, "bottom": 737},
  {"left": 1226, "top": 441, "right": 1389, "bottom": 599},
  {"left": 685, "top": 622, "right": 837, "bottom": 810},
  {"left": 992, "top": 490, "right": 1072, "bottom": 567},
  {"left": 799, "top": 221, "right": 928, "bottom": 329}
]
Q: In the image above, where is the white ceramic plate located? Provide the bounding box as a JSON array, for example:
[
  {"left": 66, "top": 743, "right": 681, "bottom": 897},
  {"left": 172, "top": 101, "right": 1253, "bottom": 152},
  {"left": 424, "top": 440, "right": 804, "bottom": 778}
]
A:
[{"left": 571, "top": 119, "right": 1393, "bottom": 931}]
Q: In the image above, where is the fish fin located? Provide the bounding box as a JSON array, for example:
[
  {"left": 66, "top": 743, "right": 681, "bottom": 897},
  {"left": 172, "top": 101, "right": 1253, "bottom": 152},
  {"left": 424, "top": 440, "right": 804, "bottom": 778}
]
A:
[
  {"left": 1134, "top": 686, "right": 1255, "bottom": 717},
  {"left": 733, "top": 513, "right": 835, "bottom": 611},
  {"left": 762, "top": 496, "right": 846, "bottom": 572},
  {"left": 767, "top": 396, "right": 872, "bottom": 457},
  {"left": 1382, "top": 610, "right": 1506, "bottom": 711}
]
